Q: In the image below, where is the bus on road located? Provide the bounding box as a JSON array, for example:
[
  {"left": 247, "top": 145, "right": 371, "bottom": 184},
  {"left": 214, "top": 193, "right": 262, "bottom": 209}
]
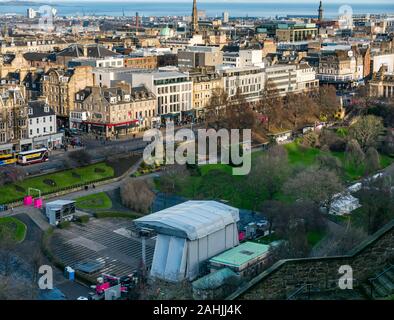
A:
[
  {"left": 0, "top": 152, "right": 18, "bottom": 166},
  {"left": 17, "top": 148, "right": 49, "bottom": 165}
]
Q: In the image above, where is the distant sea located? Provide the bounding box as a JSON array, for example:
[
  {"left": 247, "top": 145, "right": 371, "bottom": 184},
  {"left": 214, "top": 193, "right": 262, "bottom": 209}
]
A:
[{"left": 0, "top": 1, "right": 393, "bottom": 18}]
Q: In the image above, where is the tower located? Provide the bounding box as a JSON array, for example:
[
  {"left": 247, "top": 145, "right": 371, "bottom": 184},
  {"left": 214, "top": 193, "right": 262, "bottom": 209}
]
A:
[
  {"left": 191, "top": 0, "right": 199, "bottom": 35},
  {"left": 318, "top": 1, "right": 324, "bottom": 22}
]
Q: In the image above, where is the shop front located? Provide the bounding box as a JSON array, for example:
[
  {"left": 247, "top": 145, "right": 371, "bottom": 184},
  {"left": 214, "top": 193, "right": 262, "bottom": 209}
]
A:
[
  {"left": 33, "top": 133, "right": 64, "bottom": 150},
  {"left": 84, "top": 120, "right": 139, "bottom": 138}
]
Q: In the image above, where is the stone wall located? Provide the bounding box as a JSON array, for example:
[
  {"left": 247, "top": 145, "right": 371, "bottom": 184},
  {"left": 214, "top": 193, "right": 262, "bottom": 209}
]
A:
[{"left": 227, "top": 220, "right": 394, "bottom": 300}]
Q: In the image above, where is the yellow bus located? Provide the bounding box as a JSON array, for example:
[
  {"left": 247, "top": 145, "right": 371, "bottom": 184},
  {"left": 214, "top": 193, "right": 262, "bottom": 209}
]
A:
[{"left": 0, "top": 152, "right": 18, "bottom": 166}]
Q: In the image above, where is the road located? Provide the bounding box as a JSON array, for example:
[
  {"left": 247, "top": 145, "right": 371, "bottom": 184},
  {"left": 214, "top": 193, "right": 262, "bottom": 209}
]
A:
[{"left": 22, "top": 124, "right": 203, "bottom": 176}]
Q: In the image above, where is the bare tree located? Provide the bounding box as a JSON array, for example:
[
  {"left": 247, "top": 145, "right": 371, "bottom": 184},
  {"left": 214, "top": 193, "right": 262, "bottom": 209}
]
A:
[
  {"left": 316, "top": 85, "right": 340, "bottom": 122},
  {"left": 283, "top": 167, "right": 344, "bottom": 211},
  {"left": 0, "top": 166, "right": 26, "bottom": 186},
  {"left": 260, "top": 200, "right": 285, "bottom": 235},
  {"left": 345, "top": 139, "right": 365, "bottom": 168},
  {"left": 355, "top": 179, "right": 394, "bottom": 235},
  {"left": 205, "top": 88, "right": 229, "bottom": 131},
  {"left": 349, "top": 115, "right": 384, "bottom": 151},
  {"left": 120, "top": 178, "right": 155, "bottom": 214},
  {"left": 247, "top": 145, "right": 290, "bottom": 210},
  {"left": 67, "top": 149, "right": 92, "bottom": 166},
  {"left": 317, "top": 153, "right": 343, "bottom": 175},
  {"left": 364, "top": 147, "right": 380, "bottom": 175}
]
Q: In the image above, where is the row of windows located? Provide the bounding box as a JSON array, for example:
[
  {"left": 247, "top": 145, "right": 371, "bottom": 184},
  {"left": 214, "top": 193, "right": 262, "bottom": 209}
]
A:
[
  {"left": 29, "top": 116, "right": 53, "bottom": 125},
  {"left": 30, "top": 126, "right": 53, "bottom": 135}
]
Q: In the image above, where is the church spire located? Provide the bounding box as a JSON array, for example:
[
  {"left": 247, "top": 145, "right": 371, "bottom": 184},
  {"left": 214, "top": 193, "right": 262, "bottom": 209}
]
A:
[
  {"left": 191, "top": 0, "right": 199, "bottom": 35},
  {"left": 318, "top": 1, "right": 324, "bottom": 22}
]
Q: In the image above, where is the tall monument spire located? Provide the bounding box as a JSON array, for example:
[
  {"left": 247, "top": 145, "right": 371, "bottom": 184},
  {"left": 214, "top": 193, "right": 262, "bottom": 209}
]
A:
[
  {"left": 191, "top": 0, "right": 199, "bottom": 34},
  {"left": 318, "top": 1, "right": 324, "bottom": 22}
]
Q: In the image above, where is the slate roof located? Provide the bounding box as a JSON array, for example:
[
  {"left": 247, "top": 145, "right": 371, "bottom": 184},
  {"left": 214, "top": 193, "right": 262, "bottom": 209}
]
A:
[{"left": 28, "top": 100, "right": 55, "bottom": 118}]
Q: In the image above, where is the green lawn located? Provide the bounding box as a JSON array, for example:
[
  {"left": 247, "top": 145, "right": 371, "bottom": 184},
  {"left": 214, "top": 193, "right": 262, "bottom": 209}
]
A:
[
  {"left": 284, "top": 142, "right": 394, "bottom": 181},
  {"left": 0, "top": 162, "right": 114, "bottom": 204},
  {"left": 76, "top": 192, "right": 112, "bottom": 210},
  {"left": 0, "top": 217, "right": 27, "bottom": 243},
  {"left": 155, "top": 142, "right": 394, "bottom": 211}
]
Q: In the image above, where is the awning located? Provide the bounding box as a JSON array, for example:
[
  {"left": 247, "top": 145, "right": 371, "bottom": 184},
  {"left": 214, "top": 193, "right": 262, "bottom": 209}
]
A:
[
  {"left": 83, "top": 120, "right": 139, "bottom": 128},
  {"left": 0, "top": 143, "right": 13, "bottom": 152}
]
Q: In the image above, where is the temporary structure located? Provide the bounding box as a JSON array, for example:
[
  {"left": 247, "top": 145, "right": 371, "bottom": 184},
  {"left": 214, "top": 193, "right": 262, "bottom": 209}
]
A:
[{"left": 134, "top": 201, "right": 240, "bottom": 282}]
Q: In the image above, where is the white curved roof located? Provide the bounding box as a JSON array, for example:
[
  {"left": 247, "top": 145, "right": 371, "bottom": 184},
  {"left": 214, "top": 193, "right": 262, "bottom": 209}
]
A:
[{"left": 135, "top": 201, "right": 239, "bottom": 241}]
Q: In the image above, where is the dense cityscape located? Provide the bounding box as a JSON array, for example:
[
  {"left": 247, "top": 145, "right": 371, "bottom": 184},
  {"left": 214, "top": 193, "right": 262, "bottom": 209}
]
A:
[{"left": 0, "top": 0, "right": 393, "bottom": 305}]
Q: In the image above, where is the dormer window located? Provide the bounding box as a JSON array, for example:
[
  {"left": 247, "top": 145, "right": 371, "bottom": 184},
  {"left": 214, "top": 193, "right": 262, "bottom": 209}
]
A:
[
  {"left": 28, "top": 108, "right": 33, "bottom": 115},
  {"left": 44, "top": 106, "right": 50, "bottom": 113}
]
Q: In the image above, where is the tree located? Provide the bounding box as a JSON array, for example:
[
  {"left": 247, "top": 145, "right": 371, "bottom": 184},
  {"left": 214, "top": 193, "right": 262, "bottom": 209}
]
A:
[
  {"left": 355, "top": 178, "right": 394, "bottom": 235},
  {"left": 224, "top": 89, "right": 256, "bottom": 130},
  {"left": 257, "top": 80, "right": 284, "bottom": 132},
  {"left": 120, "top": 178, "right": 155, "bottom": 214},
  {"left": 316, "top": 85, "right": 339, "bottom": 122},
  {"left": 205, "top": 88, "right": 229, "bottom": 131},
  {"left": 67, "top": 149, "right": 92, "bottom": 166},
  {"left": 348, "top": 115, "right": 384, "bottom": 151},
  {"left": 0, "top": 166, "right": 25, "bottom": 186},
  {"left": 248, "top": 145, "right": 290, "bottom": 209},
  {"left": 319, "top": 129, "right": 346, "bottom": 152},
  {"left": 260, "top": 200, "right": 285, "bottom": 235},
  {"left": 364, "top": 147, "right": 380, "bottom": 175},
  {"left": 345, "top": 139, "right": 365, "bottom": 168},
  {"left": 284, "top": 92, "right": 318, "bottom": 130},
  {"left": 283, "top": 167, "right": 344, "bottom": 211},
  {"left": 317, "top": 153, "right": 343, "bottom": 174}
]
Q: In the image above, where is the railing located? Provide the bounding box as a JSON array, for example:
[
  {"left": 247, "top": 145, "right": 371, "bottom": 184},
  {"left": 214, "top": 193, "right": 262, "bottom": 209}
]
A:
[
  {"left": 287, "top": 278, "right": 360, "bottom": 300},
  {"left": 368, "top": 264, "right": 394, "bottom": 299},
  {"left": 287, "top": 283, "right": 312, "bottom": 300}
]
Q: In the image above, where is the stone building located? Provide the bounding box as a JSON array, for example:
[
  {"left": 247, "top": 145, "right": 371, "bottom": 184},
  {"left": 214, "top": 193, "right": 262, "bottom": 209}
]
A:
[
  {"left": 369, "top": 65, "right": 394, "bottom": 98},
  {"left": 54, "top": 44, "right": 118, "bottom": 68},
  {"left": 189, "top": 68, "right": 223, "bottom": 118},
  {"left": 41, "top": 66, "right": 94, "bottom": 124},
  {"left": 0, "top": 86, "right": 29, "bottom": 152},
  {"left": 0, "top": 53, "right": 33, "bottom": 80},
  {"left": 178, "top": 46, "right": 223, "bottom": 69},
  {"left": 124, "top": 56, "right": 158, "bottom": 69},
  {"left": 72, "top": 83, "right": 156, "bottom": 137}
]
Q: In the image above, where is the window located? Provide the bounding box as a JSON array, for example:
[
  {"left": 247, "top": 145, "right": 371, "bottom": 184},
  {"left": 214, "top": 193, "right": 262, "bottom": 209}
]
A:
[
  {"left": 44, "top": 127, "right": 46, "bottom": 133},
  {"left": 37, "top": 128, "right": 39, "bottom": 134},
  {"left": 36, "top": 118, "right": 39, "bottom": 124}
]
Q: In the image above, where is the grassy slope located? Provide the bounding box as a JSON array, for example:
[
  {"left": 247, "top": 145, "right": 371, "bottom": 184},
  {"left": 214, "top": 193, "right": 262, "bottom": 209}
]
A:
[
  {"left": 156, "top": 142, "right": 394, "bottom": 211},
  {"left": 0, "top": 163, "right": 114, "bottom": 204},
  {"left": 0, "top": 217, "right": 27, "bottom": 242},
  {"left": 75, "top": 192, "right": 112, "bottom": 210}
]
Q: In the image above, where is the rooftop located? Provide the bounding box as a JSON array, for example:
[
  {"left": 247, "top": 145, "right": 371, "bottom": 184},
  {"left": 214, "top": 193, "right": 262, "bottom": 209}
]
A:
[
  {"left": 209, "top": 241, "right": 270, "bottom": 268},
  {"left": 134, "top": 200, "right": 239, "bottom": 241}
]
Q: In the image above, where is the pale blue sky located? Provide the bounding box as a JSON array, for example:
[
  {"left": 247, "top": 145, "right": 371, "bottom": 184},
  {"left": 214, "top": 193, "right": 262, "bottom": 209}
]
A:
[{"left": 18, "top": 0, "right": 394, "bottom": 3}]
